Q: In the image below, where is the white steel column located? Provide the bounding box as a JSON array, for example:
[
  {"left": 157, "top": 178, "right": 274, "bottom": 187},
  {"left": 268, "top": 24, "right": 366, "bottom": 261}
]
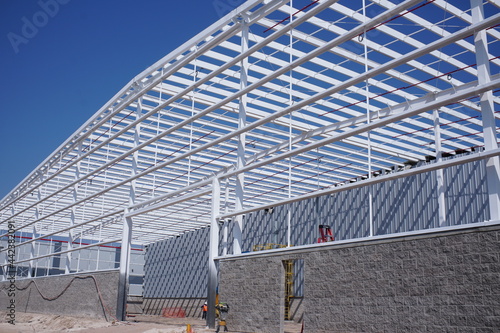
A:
[
  {"left": 433, "top": 110, "right": 447, "bottom": 226},
  {"left": 66, "top": 185, "right": 76, "bottom": 273},
  {"left": 29, "top": 227, "right": 36, "bottom": 277},
  {"left": 11, "top": 205, "right": 19, "bottom": 271},
  {"left": 130, "top": 98, "right": 142, "bottom": 206},
  {"left": 117, "top": 212, "right": 132, "bottom": 321},
  {"left": 233, "top": 17, "right": 248, "bottom": 254},
  {"left": 207, "top": 177, "right": 221, "bottom": 329},
  {"left": 471, "top": 0, "right": 500, "bottom": 221},
  {"left": 65, "top": 143, "right": 82, "bottom": 273},
  {"left": 30, "top": 174, "right": 43, "bottom": 277},
  {"left": 118, "top": 99, "right": 141, "bottom": 320},
  {"left": 287, "top": 1, "right": 293, "bottom": 248},
  {"left": 222, "top": 179, "right": 229, "bottom": 256},
  {"left": 363, "top": 0, "right": 374, "bottom": 237},
  {"left": 188, "top": 53, "right": 197, "bottom": 186}
]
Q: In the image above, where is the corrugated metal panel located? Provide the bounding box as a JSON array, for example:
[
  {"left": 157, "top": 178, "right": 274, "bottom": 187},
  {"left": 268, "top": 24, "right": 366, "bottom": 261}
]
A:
[
  {"left": 144, "top": 227, "right": 209, "bottom": 298},
  {"left": 444, "top": 160, "right": 489, "bottom": 225},
  {"left": 372, "top": 170, "right": 441, "bottom": 235}
]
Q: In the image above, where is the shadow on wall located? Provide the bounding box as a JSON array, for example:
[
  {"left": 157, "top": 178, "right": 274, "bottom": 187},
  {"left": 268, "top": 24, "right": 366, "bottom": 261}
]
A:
[
  {"left": 144, "top": 228, "right": 210, "bottom": 300},
  {"left": 288, "top": 297, "right": 304, "bottom": 323},
  {"left": 445, "top": 161, "right": 489, "bottom": 224}
]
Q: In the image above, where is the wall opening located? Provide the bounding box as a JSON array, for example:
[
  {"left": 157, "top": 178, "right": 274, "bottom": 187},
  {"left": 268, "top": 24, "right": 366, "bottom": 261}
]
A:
[
  {"left": 283, "top": 259, "right": 293, "bottom": 320},
  {"left": 283, "top": 258, "right": 303, "bottom": 321}
]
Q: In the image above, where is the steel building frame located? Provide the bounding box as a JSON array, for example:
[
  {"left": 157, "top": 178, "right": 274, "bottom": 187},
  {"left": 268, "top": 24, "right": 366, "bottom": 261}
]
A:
[{"left": 1, "top": 0, "right": 499, "bottom": 324}]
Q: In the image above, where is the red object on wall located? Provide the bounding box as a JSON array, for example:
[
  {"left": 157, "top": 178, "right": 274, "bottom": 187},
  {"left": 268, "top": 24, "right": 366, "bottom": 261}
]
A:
[{"left": 317, "top": 225, "right": 335, "bottom": 243}]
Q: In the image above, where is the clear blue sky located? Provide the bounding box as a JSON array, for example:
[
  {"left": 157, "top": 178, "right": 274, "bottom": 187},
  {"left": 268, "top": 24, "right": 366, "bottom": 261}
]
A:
[{"left": 0, "top": 0, "right": 243, "bottom": 199}]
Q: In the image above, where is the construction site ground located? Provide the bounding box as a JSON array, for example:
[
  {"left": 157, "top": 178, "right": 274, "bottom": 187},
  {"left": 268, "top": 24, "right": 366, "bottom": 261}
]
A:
[{"left": 1, "top": 312, "right": 302, "bottom": 333}]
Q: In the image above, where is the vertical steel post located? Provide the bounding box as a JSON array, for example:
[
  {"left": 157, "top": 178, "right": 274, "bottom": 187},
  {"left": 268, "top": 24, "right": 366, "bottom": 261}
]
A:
[
  {"left": 117, "top": 212, "right": 132, "bottom": 321},
  {"left": 433, "top": 110, "right": 447, "bottom": 226},
  {"left": 207, "top": 177, "right": 221, "bottom": 329},
  {"left": 188, "top": 52, "right": 198, "bottom": 186},
  {"left": 117, "top": 98, "right": 142, "bottom": 321},
  {"left": 362, "top": 0, "right": 374, "bottom": 237},
  {"left": 30, "top": 173, "right": 43, "bottom": 277},
  {"left": 471, "top": 0, "right": 500, "bottom": 221},
  {"left": 222, "top": 179, "right": 229, "bottom": 256},
  {"left": 30, "top": 213, "right": 38, "bottom": 277},
  {"left": 130, "top": 98, "right": 142, "bottom": 206},
  {"left": 66, "top": 142, "right": 82, "bottom": 273},
  {"left": 287, "top": 1, "right": 293, "bottom": 248},
  {"left": 234, "top": 17, "right": 248, "bottom": 254}
]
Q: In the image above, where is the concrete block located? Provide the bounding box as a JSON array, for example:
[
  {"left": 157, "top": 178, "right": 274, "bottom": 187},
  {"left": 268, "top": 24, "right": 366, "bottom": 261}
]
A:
[{"left": 0, "top": 270, "right": 119, "bottom": 320}]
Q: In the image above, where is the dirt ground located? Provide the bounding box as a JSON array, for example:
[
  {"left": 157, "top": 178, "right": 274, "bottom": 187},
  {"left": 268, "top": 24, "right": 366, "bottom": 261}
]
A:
[{"left": 0, "top": 312, "right": 302, "bottom": 333}]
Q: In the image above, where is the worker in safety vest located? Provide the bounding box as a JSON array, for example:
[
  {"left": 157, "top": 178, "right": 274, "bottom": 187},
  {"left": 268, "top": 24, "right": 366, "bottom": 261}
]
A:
[{"left": 201, "top": 301, "right": 208, "bottom": 319}]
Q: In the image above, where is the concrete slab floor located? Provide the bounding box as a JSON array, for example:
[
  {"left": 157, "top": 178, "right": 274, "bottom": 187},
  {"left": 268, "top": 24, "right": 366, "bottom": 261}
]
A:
[{"left": 1, "top": 312, "right": 303, "bottom": 333}]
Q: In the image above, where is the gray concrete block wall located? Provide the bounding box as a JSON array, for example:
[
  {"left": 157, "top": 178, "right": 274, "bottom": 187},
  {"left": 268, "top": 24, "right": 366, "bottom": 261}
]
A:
[
  {"left": 305, "top": 227, "right": 500, "bottom": 332},
  {"left": 0, "top": 270, "right": 119, "bottom": 321},
  {"left": 219, "top": 256, "right": 286, "bottom": 333},
  {"left": 218, "top": 225, "right": 500, "bottom": 332}
]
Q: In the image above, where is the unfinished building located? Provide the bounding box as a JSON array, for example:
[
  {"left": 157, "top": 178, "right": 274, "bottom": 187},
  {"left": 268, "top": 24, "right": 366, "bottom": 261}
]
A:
[{"left": 1, "top": 0, "right": 500, "bottom": 332}]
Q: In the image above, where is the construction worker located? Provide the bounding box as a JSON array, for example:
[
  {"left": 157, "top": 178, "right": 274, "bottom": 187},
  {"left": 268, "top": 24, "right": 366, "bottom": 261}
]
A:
[{"left": 201, "top": 301, "right": 208, "bottom": 319}]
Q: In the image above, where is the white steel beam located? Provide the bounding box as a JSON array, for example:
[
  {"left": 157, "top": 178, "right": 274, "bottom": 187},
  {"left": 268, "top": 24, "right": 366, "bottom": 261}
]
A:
[
  {"left": 3, "top": 1, "right": 480, "bottom": 230},
  {"left": 126, "top": 189, "right": 212, "bottom": 218},
  {"left": 219, "top": 148, "right": 500, "bottom": 221},
  {"left": 1, "top": 0, "right": 499, "bottom": 250},
  {"left": 3, "top": 238, "right": 122, "bottom": 267},
  {"left": 161, "top": 12, "right": 500, "bottom": 188},
  {"left": 221, "top": 78, "right": 500, "bottom": 182}
]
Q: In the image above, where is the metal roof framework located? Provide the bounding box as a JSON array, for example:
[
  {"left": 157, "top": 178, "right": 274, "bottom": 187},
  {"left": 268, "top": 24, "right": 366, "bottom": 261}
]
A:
[{"left": 1, "top": 1, "right": 500, "bottom": 318}]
